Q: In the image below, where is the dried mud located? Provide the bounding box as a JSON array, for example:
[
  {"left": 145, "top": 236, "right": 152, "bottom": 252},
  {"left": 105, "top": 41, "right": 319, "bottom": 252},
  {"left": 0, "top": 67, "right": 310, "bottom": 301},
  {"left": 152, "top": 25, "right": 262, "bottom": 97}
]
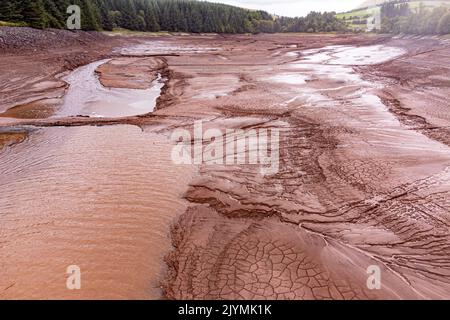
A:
[{"left": 1, "top": 31, "right": 449, "bottom": 300}]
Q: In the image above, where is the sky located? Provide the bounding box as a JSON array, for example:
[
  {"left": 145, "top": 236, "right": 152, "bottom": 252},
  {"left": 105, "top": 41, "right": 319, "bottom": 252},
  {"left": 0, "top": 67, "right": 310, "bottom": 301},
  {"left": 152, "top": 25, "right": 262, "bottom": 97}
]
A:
[{"left": 210, "top": 0, "right": 367, "bottom": 17}]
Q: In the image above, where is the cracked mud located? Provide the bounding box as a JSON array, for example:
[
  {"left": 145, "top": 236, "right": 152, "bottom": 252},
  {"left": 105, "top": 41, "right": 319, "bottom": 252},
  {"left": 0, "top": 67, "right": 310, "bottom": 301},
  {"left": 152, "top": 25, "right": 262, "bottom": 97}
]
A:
[{"left": 1, "top": 33, "right": 449, "bottom": 300}]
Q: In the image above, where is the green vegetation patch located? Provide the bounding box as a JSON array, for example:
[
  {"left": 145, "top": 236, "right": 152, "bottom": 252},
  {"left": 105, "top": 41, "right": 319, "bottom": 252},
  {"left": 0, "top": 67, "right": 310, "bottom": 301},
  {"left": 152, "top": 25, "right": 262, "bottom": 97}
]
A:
[{"left": 0, "top": 20, "right": 27, "bottom": 27}]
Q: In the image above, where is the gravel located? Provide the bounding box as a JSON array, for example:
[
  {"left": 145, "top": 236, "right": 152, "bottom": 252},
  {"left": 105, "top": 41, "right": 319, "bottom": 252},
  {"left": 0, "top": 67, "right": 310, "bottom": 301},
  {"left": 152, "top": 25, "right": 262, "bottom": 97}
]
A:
[{"left": 0, "top": 27, "right": 109, "bottom": 52}]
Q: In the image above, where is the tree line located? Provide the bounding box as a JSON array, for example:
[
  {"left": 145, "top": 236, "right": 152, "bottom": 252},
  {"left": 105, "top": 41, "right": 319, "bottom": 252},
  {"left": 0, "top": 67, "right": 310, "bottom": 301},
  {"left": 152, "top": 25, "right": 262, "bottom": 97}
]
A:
[
  {"left": 0, "top": 0, "right": 347, "bottom": 33},
  {"left": 380, "top": 2, "right": 450, "bottom": 34}
]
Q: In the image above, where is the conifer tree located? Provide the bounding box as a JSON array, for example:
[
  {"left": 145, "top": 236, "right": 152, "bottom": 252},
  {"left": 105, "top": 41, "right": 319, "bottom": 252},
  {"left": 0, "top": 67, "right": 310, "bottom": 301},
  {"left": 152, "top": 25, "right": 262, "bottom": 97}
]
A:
[
  {"left": 0, "top": 1, "right": 14, "bottom": 21},
  {"left": 22, "top": 0, "right": 47, "bottom": 28}
]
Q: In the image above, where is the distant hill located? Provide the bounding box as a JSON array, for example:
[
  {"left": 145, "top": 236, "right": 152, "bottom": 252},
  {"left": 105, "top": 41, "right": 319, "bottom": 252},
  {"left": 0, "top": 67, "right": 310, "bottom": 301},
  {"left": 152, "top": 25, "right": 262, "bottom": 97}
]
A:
[
  {"left": 357, "top": 0, "right": 389, "bottom": 8},
  {"left": 0, "top": 0, "right": 347, "bottom": 34},
  {"left": 337, "top": 0, "right": 450, "bottom": 33},
  {"left": 355, "top": 0, "right": 450, "bottom": 10}
]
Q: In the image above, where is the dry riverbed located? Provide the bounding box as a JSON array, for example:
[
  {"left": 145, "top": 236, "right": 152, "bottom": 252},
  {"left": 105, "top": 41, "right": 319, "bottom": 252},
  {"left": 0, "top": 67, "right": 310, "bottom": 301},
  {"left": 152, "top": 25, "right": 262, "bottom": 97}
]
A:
[{"left": 1, "top": 28, "right": 450, "bottom": 299}]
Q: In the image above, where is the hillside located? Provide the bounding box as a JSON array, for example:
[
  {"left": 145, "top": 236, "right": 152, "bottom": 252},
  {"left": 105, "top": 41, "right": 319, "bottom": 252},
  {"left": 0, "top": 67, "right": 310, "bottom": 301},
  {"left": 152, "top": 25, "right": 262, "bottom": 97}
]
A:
[
  {"left": 357, "top": 0, "right": 390, "bottom": 8},
  {"left": 337, "top": 0, "right": 450, "bottom": 33},
  {"left": 356, "top": 0, "right": 450, "bottom": 10},
  {"left": 0, "top": 0, "right": 346, "bottom": 34}
]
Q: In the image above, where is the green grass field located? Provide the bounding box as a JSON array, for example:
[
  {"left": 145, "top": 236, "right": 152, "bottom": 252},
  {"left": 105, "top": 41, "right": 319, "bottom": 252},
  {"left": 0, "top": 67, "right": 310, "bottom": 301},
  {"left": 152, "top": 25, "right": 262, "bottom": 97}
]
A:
[
  {"left": 336, "top": 0, "right": 450, "bottom": 30},
  {"left": 0, "top": 21, "right": 27, "bottom": 27},
  {"left": 336, "top": 8, "right": 378, "bottom": 31},
  {"left": 336, "top": 8, "right": 375, "bottom": 20}
]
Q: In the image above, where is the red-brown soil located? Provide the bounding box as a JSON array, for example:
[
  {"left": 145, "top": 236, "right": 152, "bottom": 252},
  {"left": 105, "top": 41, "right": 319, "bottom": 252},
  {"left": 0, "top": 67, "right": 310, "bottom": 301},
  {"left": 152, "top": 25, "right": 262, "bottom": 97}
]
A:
[{"left": 1, "top": 29, "right": 449, "bottom": 300}]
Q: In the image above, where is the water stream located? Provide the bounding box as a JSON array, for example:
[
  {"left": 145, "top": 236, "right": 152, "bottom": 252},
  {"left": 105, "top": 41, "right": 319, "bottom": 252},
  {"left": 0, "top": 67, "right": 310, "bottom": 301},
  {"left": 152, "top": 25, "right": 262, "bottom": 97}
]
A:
[{"left": 58, "top": 59, "right": 164, "bottom": 118}]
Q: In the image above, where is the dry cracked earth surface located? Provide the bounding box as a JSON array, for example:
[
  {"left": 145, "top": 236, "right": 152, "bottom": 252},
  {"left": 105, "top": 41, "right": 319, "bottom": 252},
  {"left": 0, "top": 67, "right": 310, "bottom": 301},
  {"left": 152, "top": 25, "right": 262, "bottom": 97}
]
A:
[{"left": 0, "top": 28, "right": 450, "bottom": 300}]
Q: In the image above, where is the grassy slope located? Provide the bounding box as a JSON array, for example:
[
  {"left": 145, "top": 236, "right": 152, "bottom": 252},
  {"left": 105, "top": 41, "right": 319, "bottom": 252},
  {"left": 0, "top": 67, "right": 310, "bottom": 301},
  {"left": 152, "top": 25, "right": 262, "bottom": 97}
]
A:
[
  {"left": 337, "top": 0, "right": 450, "bottom": 30},
  {"left": 336, "top": 9, "right": 374, "bottom": 19},
  {"left": 0, "top": 21, "right": 27, "bottom": 27}
]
